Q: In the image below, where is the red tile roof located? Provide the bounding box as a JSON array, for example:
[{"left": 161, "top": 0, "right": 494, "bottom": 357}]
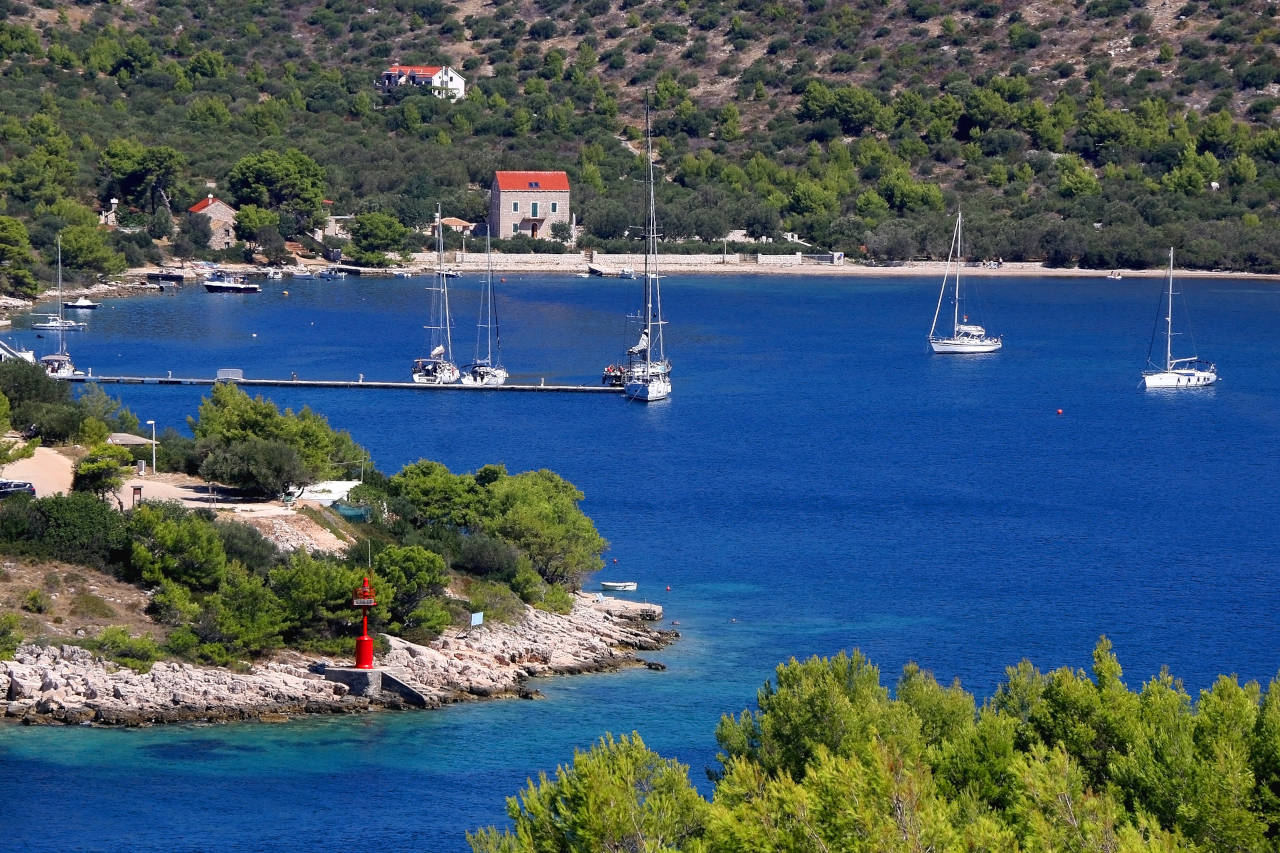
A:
[
  {"left": 493, "top": 171, "right": 570, "bottom": 192},
  {"left": 383, "top": 65, "right": 444, "bottom": 77},
  {"left": 188, "top": 195, "right": 230, "bottom": 214}
]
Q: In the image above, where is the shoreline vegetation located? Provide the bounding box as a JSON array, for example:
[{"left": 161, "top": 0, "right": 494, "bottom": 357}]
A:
[{"left": 2, "top": 593, "right": 671, "bottom": 727}]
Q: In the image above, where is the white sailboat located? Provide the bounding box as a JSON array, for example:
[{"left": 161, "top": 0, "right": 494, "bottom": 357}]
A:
[
  {"left": 622, "top": 100, "right": 672, "bottom": 403},
  {"left": 1141, "top": 248, "right": 1216, "bottom": 389},
  {"left": 460, "top": 233, "right": 508, "bottom": 386},
  {"left": 928, "top": 210, "right": 1001, "bottom": 354},
  {"left": 32, "top": 235, "right": 87, "bottom": 334},
  {"left": 411, "top": 205, "right": 460, "bottom": 385},
  {"left": 39, "top": 235, "right": 84, "bottom": 378}
]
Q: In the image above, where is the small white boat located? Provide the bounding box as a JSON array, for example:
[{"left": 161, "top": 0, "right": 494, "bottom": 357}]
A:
[
  {"left": 600, "top": 581, "right": 637, "bottom": 591},
  {"left": 928, "top": 210, "right": 1002, "bottom": 354},
  {"left": 65, "top": 296, "right": 100, "bottom": 310},
  {"left": 1141, "top": 248, "right": 1216, "bottom": 389},
  {"left": 1107, "top": 271, "right": 1123, "bottom": 280},
  {"left": 203, "top": 271, "right": 261, "bottom": 293},
  {"left": 264, "top": 269, "right": 284, "bottom": 280},
  {"left": 31, "top": 314, "right": 86, "bottom": 331}
]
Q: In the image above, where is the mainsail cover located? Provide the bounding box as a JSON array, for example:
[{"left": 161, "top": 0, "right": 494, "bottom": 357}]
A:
[
  {"left": 430, "top": 344, "right": 446, "bottom": 358},
  {"left": 628, "top": 330, "right": 649, "bottom": 355}
]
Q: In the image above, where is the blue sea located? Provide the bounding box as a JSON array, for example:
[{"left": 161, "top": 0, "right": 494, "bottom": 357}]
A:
[{"left": 2, "top": 271, "right": 1278, "bottom": 852}]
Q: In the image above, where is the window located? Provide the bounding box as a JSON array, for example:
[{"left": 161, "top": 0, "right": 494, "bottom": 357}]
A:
[
  {"left": 512, "top": 201, "right": 519, "bottom": 212},
  {"left": 551, "top": 202, "right": 558, "bottom": 213},
  {"left": 512, "top": 223, "right": 519, "bottom": 234},
  {"left": 531, "top": 202, "right": 539, "bottom": 217}
]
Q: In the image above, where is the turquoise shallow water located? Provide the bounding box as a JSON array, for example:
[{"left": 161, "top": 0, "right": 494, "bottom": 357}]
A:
[{"left": 2, "top": 272, "right": 1279, "bottom": 851}]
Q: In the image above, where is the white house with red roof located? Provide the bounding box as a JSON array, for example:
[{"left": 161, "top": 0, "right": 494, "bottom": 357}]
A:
[
  {"left": 377, "top": 64, "right": 465, "bottom": 101},
  {"left": 188, "top": 194, "right": 238, "bottom": 250},
  {"left": 489, "top": 171, "right": 571, "bottom": 240}
]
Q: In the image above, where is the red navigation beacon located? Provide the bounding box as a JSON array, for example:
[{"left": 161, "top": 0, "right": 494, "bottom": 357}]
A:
[{"left": 352, "top": 577, "right": 377, "bottom": 669}]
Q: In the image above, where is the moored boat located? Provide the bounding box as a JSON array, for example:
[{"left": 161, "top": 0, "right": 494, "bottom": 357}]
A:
[
  {"left": 928, "top": 210, "right": 1002, "bottom": 354},
  {"left": 600, "top": 581, "right": 638, "bottom": 591},
  {"left": 1141, "top": 248, "right": 1216, "bottom": 389},
  {"left": 65, "top": 296, "right": 100, "bottom": 310},
  {"left": 203, "top": 271, "right": 261, "bottom": 293}
]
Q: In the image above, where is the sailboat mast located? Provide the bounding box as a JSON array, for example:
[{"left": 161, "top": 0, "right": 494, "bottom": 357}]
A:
[
  {"left": 56, "top": 233, "right": 66, "bottom": 357},
  {"left": 1165, "top": 247, "right": 1174, "bottom": 371},
  {"left": 643, "top": 101, "right": 657, "bottom": 367},
  {"left": 952, "top": 211, "right": 962, "bottom": 335},
  {"left": 436, "top": 204, "right": 453, "bottom": 360}
]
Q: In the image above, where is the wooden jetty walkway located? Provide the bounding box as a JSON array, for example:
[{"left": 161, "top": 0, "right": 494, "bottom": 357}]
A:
[{"left": 62, "top": 373, "right": 622, "bottom": 393}]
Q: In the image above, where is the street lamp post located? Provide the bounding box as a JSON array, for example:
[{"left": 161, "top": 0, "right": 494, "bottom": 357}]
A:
[{"left": 145, "top": 420, "right": 156, "bottom": 475}]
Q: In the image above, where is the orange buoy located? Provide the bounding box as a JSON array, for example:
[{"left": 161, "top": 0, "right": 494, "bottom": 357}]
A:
[
  {"left": 666, "top": 585, "right": 671, "bottom": 591},
  {"left": 1056, "top": 409, "right": 1063, "bottom": 415}
]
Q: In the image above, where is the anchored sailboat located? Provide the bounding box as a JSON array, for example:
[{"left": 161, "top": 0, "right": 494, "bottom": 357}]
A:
[
  {"left": 622, "top": 100, "right": 672, "bottom": 402},
  {"left": 1141, "top": 248, "right": 1216, "bottom": 389},
  {"left": 411, "top": 205, "right": 461, "bottom": 385},
  {"left": 928, "top": 210, "right": 1001, "bottom": 354},
  {"left": 460, "top": 233, "right": 508, "bottom": 386}
]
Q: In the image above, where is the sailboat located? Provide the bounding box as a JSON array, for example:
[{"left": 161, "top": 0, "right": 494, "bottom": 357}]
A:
[
  {"left": 621, "top": 100, "right": 671, "bottom": 402},
  {"left": 928, "top": 210, "right": 1001, "bottom": 354},
  {"left": 460, "top": 233, "right": 508, "bottom": 386},
  {"left": 1141, "top": 248, "right": 1216, "bottom": 389},
  {"left": 32, "top": 235, "right": 87, "bottom": 334},
  {"left": 411, "top": 205, "right": 461, "bottom": 385},
  {"left": 39, "top": 235, "right": 84, "bottom": 378}
]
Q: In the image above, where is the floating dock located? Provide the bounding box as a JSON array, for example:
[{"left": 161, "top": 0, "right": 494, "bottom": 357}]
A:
[{"left": 61, "top": 374, "right": 621, "bottom": 393}]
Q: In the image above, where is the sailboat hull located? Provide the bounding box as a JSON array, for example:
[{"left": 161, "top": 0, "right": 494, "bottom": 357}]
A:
[
  {"left": 1142, "top": 368, "right": 1216, "bottom": 389},
  {"left": 460, "top": 366, "right": 508, "bottom": 386},
  {"left": 930, "top": 337, "right": 1002, "bottom": 354},
  {"left": 411, "top": 359, "right": 460, "bottom": 384},
  {"left": 625, "top": 374, "right": 671, "bottom": 401}
]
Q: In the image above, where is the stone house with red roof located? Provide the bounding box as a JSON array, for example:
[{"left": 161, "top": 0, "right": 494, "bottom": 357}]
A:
[
  {"left": 488, "top": 171, "right": 571, "bottom": 240},
  {"left": 187, "top": 194, "right": 238, "bottom": 250},
  {"left": 377, "top": 65, "right": 465, "bottom": 101}
]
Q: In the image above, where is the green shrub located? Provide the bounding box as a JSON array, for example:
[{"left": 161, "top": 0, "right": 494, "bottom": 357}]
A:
[
  {"left": 86, "top": 626, "right": 162, "bottom": 672},
  {"left": 0, "top": 613, "right": 20, "bottom": 659},
  {"left": 462, "top": 577, "right": 525, "bottom": 624},
  {"left": 21, "top": 588, "right": 50, "bottom": 613}
]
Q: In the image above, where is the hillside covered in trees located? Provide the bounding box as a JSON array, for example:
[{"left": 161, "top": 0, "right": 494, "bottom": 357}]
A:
[
  {"left": 469, "top": 642, "right": 1280, "bottom": 851},
  {"left": 4, "top": 0, "right": 1280, "bottom": 293}
]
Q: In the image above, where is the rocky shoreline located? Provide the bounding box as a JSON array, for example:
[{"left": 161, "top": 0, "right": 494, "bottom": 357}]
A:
[{"left": 2, "top": 593, "right": 671, "bottom": 726}]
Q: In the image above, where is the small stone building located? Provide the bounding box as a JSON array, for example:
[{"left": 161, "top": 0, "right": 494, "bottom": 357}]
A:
[
  {"left": 188, "top": 194, "right": 238, "bottom": 250},
  {"left": 488, "top": 171, "right": 571, "bottom": 240}
]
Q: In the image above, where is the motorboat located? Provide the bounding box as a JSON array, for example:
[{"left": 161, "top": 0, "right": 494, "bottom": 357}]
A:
[
  {"left": 65, "top": 296, "right": 100, "bottom": 310},
  {"left": 203, "top": 271, "right": 261, "bottom": 293}
]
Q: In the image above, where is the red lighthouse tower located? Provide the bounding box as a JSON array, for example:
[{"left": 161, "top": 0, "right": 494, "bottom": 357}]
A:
[{"left": 352, "top": 576, "right": 377, "bottom": 669}]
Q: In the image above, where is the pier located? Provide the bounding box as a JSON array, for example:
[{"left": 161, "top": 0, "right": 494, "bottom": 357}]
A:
[{"left": 61, "top": 374, "right": 622, "bottom": 393}]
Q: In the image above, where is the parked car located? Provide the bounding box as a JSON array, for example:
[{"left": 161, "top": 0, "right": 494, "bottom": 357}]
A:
[{"left": 0, "top": 480, "right": 35, "bottom": 498}]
